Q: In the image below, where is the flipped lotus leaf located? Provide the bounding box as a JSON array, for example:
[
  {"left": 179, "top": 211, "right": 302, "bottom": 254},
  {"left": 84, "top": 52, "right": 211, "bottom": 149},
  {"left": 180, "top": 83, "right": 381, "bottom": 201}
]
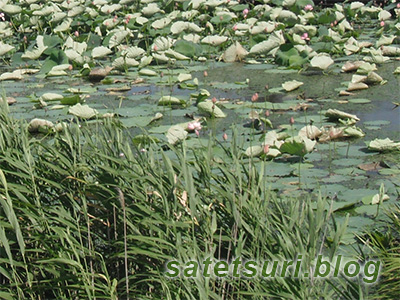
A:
[
  {"left": 0, "top": 43, "right": 15, "bottom": 56},
  {"left": 69, "top": 103, "right": 98, "bottom": 119},
  {"left": 325, "top": 109, "right": 360, "bottom": 122},
  {"left": 166, "top": 125, "right": 188, "bottom": 145},
  {"left": 92, "top": 46, "right": 112, "bottom": 58},
  {"left": 138, "top": 68, "right": 157, "bottom": 76},
  {"left": 41, "top": 93, "right": 64, "bottom": 101},
  {"left": 282, "top": 80, "right": 304, "bottom": 92},
  {"left": 298, "top": 125, "right": 322, "bottom": 140},
  {"left": 201, "top": 35, "right": 228, "bottom": 45},
  {"left": 310, "top": 55, "right": 334, "bottom": 70},
  {"left": 222, "top": 41, "right": 248, "bottom": 63},
  {"left": 368, "top": 138, "right": 400, "bottom": 152},
  {"left": 28, "top": 118, "right": 54, "bottom": 133},
  {"left": 197, "top": 101, "right": 226, "bottom": 118},
  {"left": 245, "top": 145, "right": 263, "bottom": 157}
]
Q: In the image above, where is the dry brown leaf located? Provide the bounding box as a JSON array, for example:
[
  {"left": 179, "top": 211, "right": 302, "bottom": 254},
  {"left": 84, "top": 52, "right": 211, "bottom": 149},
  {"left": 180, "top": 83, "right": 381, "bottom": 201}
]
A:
[
  {"left": 358, "top": 162, "right": 382, "bottom": 171},
  {"left": 339, "top": 90, "right": 354, "bottom": 96},
  {"left": 89, "top": 66, "right": 113, "bottom": 82},
  {"left": 347, "top": 82, "right": 368, "bottom": 91},
  {"left": 341, "top": 61, "right": 363, "bottom": 72}
]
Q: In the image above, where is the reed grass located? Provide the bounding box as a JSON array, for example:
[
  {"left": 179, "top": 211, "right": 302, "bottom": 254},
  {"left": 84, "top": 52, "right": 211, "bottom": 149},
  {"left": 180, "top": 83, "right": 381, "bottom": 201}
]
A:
[{"left": 0, "top": 107, "right": 373, "bottom": 299}]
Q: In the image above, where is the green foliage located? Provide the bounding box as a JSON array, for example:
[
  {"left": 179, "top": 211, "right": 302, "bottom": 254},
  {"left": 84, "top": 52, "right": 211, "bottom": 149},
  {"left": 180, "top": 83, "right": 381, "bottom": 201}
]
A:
[
  {"left": 0, "top": 109, "right": 372, "bottom": 299},
  {"left": 275, "top": 44, "right": 309, "bottom": 68},
  {"left": 359, "top": 204, "right": 400, "bottom": 300},
  {"left": 174, "top": 40, "right": 203, "bottom": 58}
]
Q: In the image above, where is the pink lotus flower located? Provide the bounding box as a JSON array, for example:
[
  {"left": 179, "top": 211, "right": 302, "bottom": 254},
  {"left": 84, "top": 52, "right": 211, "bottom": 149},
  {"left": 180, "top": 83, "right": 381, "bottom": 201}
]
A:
[
  {"left": 243, "top": 8, "right": 249, "bottom": 16},
  {"left": 251, "top": 92, "right": 259, "bottom": 102},
  {"left": 233, "top": 24, "right": 238, "bottom": 31},
  {"left": 290, "top": 116, "right": 295, "bottom": 125},
  {"left": 380, "top": 21, "right": 385, "bottom": 27},
  {"left": 263, "top": 144, "right": 270, "bottom": 154},
  {"left": 304, "top": 4, "right": 313, "bottom": 11},
  {"left": 223, "top": 133, "right": 228, "bottom": 141},
  {"left": 74, "top": 30, "right": 79, "bottom": 37},
  {"left": 301, "top": 32, "right": 310, "bottom": 41},
  {"left": 188, "top": 121, "right": 202, "bottom": 131}
]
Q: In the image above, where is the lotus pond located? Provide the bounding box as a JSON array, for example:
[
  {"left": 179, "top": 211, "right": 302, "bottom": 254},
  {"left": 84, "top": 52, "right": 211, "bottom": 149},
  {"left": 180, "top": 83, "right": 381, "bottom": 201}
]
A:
[{"left": 0, "top": 0, "right": 400, "bottom": 298}]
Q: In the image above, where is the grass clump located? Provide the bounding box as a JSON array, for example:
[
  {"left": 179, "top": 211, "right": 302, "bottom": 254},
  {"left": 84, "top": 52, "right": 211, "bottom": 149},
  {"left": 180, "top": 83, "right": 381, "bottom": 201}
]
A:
[
  {"left": 359, "top": 204, "right": 400, "bottom": 300},
  {"left": 0, "top": 108, "right": 373, "bottom": 299}
]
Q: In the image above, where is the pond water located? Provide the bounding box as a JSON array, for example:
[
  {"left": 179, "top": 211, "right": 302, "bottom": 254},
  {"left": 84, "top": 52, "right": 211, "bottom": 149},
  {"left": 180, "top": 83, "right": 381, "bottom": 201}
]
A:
[{"left": 4, "top": 58, "right": 400, "bottom": 244}]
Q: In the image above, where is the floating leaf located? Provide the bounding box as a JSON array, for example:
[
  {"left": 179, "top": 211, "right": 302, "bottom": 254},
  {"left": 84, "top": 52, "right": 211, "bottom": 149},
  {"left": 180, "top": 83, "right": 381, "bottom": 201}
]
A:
[
  {"left": 2, "top": 4, "right": 22, "bottom": 14},
  {"left": 343, "top": 126, "right": 365, "bottom": 137},
  {"left": 69, "top": 103, "right": 98, "bottom": 119},
  {"left": 139, "top": 68, "right": 157, "bottom": 76},
  {"left": 310, "top": 55, "right": 334, "bottom": 70},
  {"left": 91, "top": 46, "right": 112, "bottom": 59},
  {"left": 201, "top": 35, "right": 228, "bottom": 46},
  {"left": 177, "top": 73, "right": 192, "bottom": 82},
  {"left": 166, "top": 125, "right": 188, "bottom": 145},
  {"left": 112, "top": 57, "right": 139, "bottom": 70},
  {"left": 282, "top": 80, "right": 303, "bottom": 92},
  {"left": 89, "top": 66, "right": 113, "bottom": 82},
  {"left": 0, "top": 70, "right": 23, "bottom": 81},
  {"left": 41, "top": 93, "right": 64, "bottom": 101},
  {"left": 54, "top": 18, "right": 72, "bottom": 33},
  {"left": 347, "top": 82, "right": 368, "bottom": 91},
  {"left": 47, "top": 64, "right": 71, "bottom": 77},
  {"left": 158, "top": 96, "right": 186, "bottom": 106},
  {"left": 378, "top": 10, "right": 391, "bottom": 21},
  {"left": 164, "top": 48, "right": 190, "bottom": 60},
  {"left": 139, "top": 56, "right": 153, "bottom": 68},
  {"left": 280, "top": 136, "right": 313, "bottom": 157},
  {"left": 109, "top": 30, "right": 131, "bottom": 49},
  {"left": 28, "top": 118, "right": 54, "bottom": 133},
  {"left": 60, "top": 95, "right": 81, "bottom": 105},
  {"left": 142, "top": 3, "right": 162, "bottom": 16},
  {"left": 381, "top": 46, "right": 400, "bottom": 56},
  {"left": 325, "top": 109, "right": 360, "bottom": 122},
  {"left": 222, "top": 41, "right": 248, "bottom": 63},
  {"left": 298, "top": 125, "right": 322, "bottom": 140},
  {"left": 341, "top": 61, "right": 363, "bottom": 73},
  {"left": 365, "top": 72, "right": 383, "bottom": 84},
  {"left": 250, "top": 36, "right": 282, "bottom": 55},
  {"left": 0, "top": 43, "right": 15, "bottom": 56},
  {"left": 197, "top": 101, "right": 226, "bottom": 118},
  {"left": 368, "top": 138, "right": 400, "bottom": 152},
  {"left": 245, "top": 145, "right": 263, "bottom": 157}
]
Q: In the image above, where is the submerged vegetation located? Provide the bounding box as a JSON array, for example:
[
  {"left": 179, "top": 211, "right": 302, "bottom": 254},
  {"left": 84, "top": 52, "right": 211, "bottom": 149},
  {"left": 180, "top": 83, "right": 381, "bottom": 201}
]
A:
[{"left": 0, "top": 0, "right": 399, "bottom": 298}]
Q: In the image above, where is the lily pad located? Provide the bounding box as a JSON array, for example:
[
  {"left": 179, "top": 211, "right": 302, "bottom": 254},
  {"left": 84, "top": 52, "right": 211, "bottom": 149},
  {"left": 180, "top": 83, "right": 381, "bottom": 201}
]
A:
[{"left": 158, "top": 96, "right": 186, "bottom": 106}]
